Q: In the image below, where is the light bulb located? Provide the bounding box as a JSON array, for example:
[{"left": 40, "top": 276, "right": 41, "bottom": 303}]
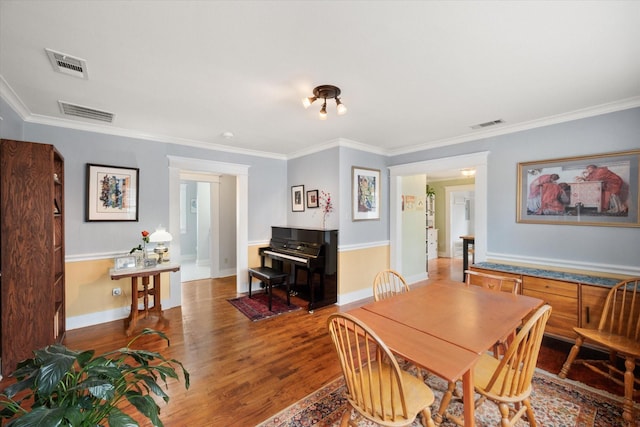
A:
[
  {"left": 302, "top": 96, "right": 316, "bottom": 109},
  {"left": 319, "top": 102, "right": 327, "bottom": 120},
  {"left": 336, "top": 98, "right": 347, "bottom": 115}
]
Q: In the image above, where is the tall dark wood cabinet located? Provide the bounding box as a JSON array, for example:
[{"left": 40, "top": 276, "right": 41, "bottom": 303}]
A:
[{"left": 0, "top": 139, "right": 65, "bottom": 375}]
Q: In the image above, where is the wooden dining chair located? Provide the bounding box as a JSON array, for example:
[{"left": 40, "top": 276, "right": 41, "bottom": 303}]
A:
[
  {"left": 435, "top": 304, "right": 552, "bottom": 427},
  {"left": 465, "top": 269, "right": 523, "bottom": 358},
  {"left": 559, "top": 278, "right": 640, "bottom": 427},
  {"left": 327, "top": 313, "right": 436, "bottom": 427},
  {"left": 373, "top": 269, "right": 410, "bottom": 301},
  {"left": 464, "top": 269, "right": 522, "bottom": 294}
]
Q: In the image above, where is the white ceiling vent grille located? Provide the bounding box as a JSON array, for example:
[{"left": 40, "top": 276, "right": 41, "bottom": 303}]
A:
[
  {"left": 58, "top": 101, "right": 114, "bottom": 123},
  {"left": 471, "top": 119, "right": 504, "bottom": 130},
  {"left": 45, "top": 48, "right": 88, "bottom": 79}
]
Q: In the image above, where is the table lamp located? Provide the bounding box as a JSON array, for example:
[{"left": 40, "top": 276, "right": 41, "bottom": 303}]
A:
[{"left": 149, "top": 226, "right": 173, "bottom": 264}]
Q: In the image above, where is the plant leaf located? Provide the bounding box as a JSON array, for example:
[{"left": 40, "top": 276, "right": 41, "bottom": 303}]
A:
[
  {"left": 106, "top": 407, "right": 139, "bottom": 427},
  {"left": 8, "top": 406, "right": 65, "bottom": 427},
  {"left": 126, "top": 393, "right": 162, "bottom": 427},
  {"left": 35, "top": 348, "right": 78, "bottom": 396}
]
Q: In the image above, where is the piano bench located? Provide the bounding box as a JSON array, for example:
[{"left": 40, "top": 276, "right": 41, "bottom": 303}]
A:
[{"left": 248, "top": 267, "right": 290, "bottom": 311}]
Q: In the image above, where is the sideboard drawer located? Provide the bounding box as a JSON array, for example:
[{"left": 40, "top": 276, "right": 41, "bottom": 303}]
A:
[
  {"left": 523, "top": 276, "right": 576, "bottom": 298},
  {"left": 523, "top": 277, "right": 577, "bottom": 339}
]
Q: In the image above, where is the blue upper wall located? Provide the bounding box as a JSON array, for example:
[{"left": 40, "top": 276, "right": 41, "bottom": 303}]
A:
[
  {"left": 2, "top": 96, "right": 639, "bottom": 274},
  {"left": 389, "top": 107, "right": 640, "bottom": 272}
]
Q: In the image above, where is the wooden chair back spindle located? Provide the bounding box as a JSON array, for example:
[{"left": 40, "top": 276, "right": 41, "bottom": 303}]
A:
[{"left": 373, "top": 269, "right": 410, "bottom": 301}]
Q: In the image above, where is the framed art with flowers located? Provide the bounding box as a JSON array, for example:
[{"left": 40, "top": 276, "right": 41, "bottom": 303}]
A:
[
  {"left": 352, "top": 166, "right": 380, "bottom": 221},
  {"left": 86, "top": 163, "right": 139, "bottom": 221}
]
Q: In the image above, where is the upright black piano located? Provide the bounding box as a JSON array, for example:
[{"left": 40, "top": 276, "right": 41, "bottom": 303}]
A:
[{"left": 259, "top": 226, "right": 338, "bottom": 311}]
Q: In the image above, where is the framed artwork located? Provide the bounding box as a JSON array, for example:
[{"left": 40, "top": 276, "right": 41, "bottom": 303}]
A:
[
  {"left": 291, "top": 185, "right": 305, "bottom": 212},
  {"left": 307, "top": 189, "right": 319, "bottom": 208},
  {"left": 517, "top": 150, "right": 639, "bottom": 227},
  {"left": 86, "top": 164, "right": 139, "bottom": 221},
  {"left": 352, "top": 166, "right": 380, "bottom": 221}
]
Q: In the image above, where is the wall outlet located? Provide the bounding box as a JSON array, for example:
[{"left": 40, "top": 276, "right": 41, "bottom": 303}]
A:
[{"left": 112, "top": 287, "right": 122, "bottom": 296}]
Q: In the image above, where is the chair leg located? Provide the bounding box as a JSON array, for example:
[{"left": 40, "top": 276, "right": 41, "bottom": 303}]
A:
[
  {"left": 420, "top": 407, "right": 436, "bottom": 427},
  {"left": 435, "top": 381, "right": 456, "bottom": 425},
  {"left": 523, "top": 398, "right": 537, "bottom": 427},
  {"left": 498, "top": 402, "right": 511, "bottom": 427},
  {"left": 340, "top": 409, "right": 351, "bottom": 427},
  {"left": 558, "top": 336, "right": 584, "bottom": 378},
  {"left": 623, "top": 356, "right": 636, "bottom": 426}
]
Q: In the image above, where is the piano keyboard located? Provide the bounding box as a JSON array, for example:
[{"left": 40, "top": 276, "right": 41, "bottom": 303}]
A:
[{"left": 263, "top": 250, "right": 307, "bottom": 264}]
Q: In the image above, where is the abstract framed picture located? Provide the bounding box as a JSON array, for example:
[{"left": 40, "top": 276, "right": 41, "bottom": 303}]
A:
[
  {"left": 291, "top": 184, "right": 305, "bottom": 212},
  {"left": 86, "top": 163, "right": 139, "bottom": 221},
  {"left": 307, "top": 189, "right": 319, "bottom": 208},
  {"left": 516, "top": 150, "right": 639, "bottom": 227},
  {"left": 352, "top": 166, "right": 380, "bottom": 221}
]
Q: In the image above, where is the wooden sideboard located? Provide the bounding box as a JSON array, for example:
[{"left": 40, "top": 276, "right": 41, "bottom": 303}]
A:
[{"left": 470, "top": 263, "right": 623, "bottom": 342}]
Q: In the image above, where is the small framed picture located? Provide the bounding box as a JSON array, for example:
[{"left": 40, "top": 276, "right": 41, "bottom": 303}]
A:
[
  {"left": 114, "top": 255, "right": 137, "bottom": 270},
  {"left": 291, "top": 185, "right": 305, "bottom": 212},
  {"left": 86, "top": 164, "right": 139, "bottom": 221},
  {"left": 307, "top": 189, "right": 319, "bottom": 208}
]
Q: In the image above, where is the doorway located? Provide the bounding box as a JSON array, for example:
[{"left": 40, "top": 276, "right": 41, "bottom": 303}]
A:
[
  {"left": 167, "top": 155, "right": 250, "bottom": 309},
  {"left": 389, "top": 151, "right": 488, "bottom": 281},
  {"left": 446, "top": 185, "right": 475, "bottom": 259}
]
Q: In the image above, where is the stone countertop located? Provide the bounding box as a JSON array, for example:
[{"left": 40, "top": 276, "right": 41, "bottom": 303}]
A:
[{"left": 473, "top": 262, "right": 621, "bottom": 287}]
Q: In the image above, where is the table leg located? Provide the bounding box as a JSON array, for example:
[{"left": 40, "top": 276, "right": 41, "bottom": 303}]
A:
[
  {"left": 462, "top": 239, "right": 469, "bottom": 282},
  {"left": 126, "top": 277, "right": 139, "bottom": 336},
  {"left": 151, "top": 273, "right": 162, "bottom": 315},
  {"left": 462, "top": 369, "right": 475, "bottom": 427},
  {"left": 142, "top": 276, "right": 150, "bottom": 318}
]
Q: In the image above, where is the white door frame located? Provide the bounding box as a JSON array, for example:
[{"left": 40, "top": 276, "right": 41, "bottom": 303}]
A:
[
  {"left": 389, "top": 152, "right": 488, "bottom": 276},
  {"left": 168, "top": 156, "right": 250, "bottom": 308}
]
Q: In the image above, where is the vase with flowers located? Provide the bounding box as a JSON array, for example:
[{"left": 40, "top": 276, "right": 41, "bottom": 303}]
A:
[
  {"left": 130, "top": 230, "right": 150, "bottom": 267},
  {"left": 319, "top": 191, "right": 333, "bottom": 229}
]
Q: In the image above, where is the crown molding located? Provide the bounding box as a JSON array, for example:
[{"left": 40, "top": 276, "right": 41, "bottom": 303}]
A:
[
  {"left": 389, "top": 96, "right": 640, "bottom": 157},
  {"left": 0, "top": 75, "right": 31, "bottom": 119},
  {"left": 286, "top": 137, "right": 388, "bottom": 160},
  {"left": 3, "top": 74, "right": 638, "bottom": 160}
]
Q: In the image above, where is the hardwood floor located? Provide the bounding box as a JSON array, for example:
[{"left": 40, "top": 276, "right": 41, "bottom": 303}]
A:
[{"left": 1, "top": 258, "right": 623, "bottom": 426}]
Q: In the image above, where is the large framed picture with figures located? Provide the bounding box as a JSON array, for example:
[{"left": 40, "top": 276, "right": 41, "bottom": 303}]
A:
[{"left": 516, "top": 150, "right": 640, "bottom": 227}]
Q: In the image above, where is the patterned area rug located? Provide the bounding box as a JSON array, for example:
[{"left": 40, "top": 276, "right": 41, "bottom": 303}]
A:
[
  {"left": 228, "top": 293, "right": 300, "bottom": 321},
  {"left": 257, "top": 368, "right": 640, "bottom": 426}
]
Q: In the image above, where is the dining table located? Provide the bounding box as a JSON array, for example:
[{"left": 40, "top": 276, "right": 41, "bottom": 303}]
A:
[{"left": 347, "top": 280, "right": 543, "bottom": 427}]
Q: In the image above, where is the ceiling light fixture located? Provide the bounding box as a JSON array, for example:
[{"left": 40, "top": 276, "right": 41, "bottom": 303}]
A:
[
  {"left": 461, "top": 168, "right": 476, "bottom": 177},
  {"left": 302, "top": 85, "right": 347, "bottom": 119}
]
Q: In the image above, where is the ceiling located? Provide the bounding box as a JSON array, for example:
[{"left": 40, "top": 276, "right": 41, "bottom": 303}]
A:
[{"left": 1, "top": 1, "right": 639, "bottom": 158}]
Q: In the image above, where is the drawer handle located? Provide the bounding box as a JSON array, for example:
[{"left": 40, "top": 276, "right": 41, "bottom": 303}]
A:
[{"left": 586, "top": 306, "right": 590, "bottom": 324}]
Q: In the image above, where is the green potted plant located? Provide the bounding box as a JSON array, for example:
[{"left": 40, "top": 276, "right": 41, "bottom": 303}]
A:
[{"left": 0, "top": 329, "right": 189, "bottom": 427}]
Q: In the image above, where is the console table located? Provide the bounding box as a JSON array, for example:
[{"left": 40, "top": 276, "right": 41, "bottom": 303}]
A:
[
  {"left": 470, "top": 262, "right": 625, "bottom": 342},
  {"left": 109, "top": 263, "right": 180, "bottom": 336}
]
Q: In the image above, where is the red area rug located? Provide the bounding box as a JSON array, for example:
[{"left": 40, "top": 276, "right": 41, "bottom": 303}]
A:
[{"left": 228, "top": 293, "right": 301, "bottom": 321}]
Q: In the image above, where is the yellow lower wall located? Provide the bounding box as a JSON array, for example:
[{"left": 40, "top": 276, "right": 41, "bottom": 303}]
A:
[
  {"left": 338, "top": 244, "right": 389, "bottom": 296},
  {"left": 67, "top": 243, "right": 389, "bottom": 322},
  {"left": 66, "top": 258, "right": 171, "bottom": 318}
]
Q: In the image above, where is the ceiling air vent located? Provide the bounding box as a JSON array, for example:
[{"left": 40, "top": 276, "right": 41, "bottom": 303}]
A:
[
  {"left": 471, "top": 119, "right": 504, "bottom": 130},
  {"left": 58, "top": 101, "right": 114, "bottom": 123},
  {"left": 45, "top": 48, "right": 88, "bottom": 79}
]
